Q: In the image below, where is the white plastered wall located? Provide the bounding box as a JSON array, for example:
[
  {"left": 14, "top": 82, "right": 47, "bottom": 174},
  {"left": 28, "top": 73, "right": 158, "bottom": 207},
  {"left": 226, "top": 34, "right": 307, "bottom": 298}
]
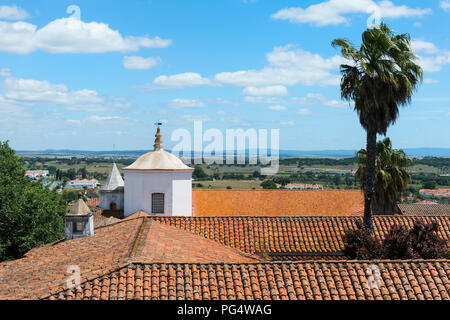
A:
[{"left": 124, "top": 170, "right": 192, "bottom": 217}]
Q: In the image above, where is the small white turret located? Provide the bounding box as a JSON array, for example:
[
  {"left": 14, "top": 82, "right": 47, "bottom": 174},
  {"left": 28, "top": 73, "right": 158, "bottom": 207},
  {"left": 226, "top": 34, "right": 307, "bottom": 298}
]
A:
[
  {"left": 65, "top": 197, "right": 94, "bottom": 240},
  {"left": 99, "top": 163, "right": 124, "bottom": 211}
]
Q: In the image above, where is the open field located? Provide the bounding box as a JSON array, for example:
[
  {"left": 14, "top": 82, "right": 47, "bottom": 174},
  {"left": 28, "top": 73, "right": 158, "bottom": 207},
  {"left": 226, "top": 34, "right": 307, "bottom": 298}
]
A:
[
  {"left": 193, "top": 180, "right": 262, "bottom": 190},
  {"left": 22, "top": 156, "right": 449, "bottom": 191}
]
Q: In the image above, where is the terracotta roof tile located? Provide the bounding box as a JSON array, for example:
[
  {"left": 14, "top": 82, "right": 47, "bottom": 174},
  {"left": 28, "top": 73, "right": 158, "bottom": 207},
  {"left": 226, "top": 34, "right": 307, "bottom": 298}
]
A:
[
  {"left": 3, "top": 214, "right": 449, "bottom": 300},
  {"left": 398, "top": 204, "right": 450, "bottom": 216},
  {"left": 0, "top": 217, "right": 259, "bottom": 299},
  {"left": 134, "top": 220, "right": 261, "bottom": 263},
  {"left": 192, "top": 190, "right": 364, "bottom": 217},
  {"left": 152, "top": 215, "right": 450, "bottom": 256},
  {"left": 0, "top": 218, "right": 143, "bottom": 300},
  {"left": 49, "top": 260, "right": 450, "bottom": 300}
]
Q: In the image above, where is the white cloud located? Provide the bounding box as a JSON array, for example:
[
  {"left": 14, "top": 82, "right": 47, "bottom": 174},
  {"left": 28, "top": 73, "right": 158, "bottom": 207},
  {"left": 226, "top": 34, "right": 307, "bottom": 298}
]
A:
[
  {"left": 215, "top": 45, "right": 345, "bottom": 87},
  {"left": 87, "top": 115, "right": 121, "bottom": 122},
  {"left": 182, "top": 114, "right": 212, "bottom": 122},
  {"left": 3, "top": 78, "right": 103, "bottom": 105},
  {"left": 411, "top": 39, "right": 450, "bottom": 72},
  {"left": 280, "top": 120, "right": 295, "bottom": 126},
  {"left": 243, "top": 85, "right": 288, "bottom": 96},
  {"left": 169, "top": 98, "right": 205, "bottom": 108},
  {"left": 1, "top": 77, "right": 129, "bottom": 112},
  {"left": 67, "top": 115, "right": 131, "bottom": 126},
  {"left": 246, "top": 92, "right": 349, "bottom": 108},
  {"left": 244, "top": 96, "right": 285, "bottom": 104},
  {"left": 297, "top": 108, "right": 312, "bottom": 115},
  {"left": 271, "top": 0, "right": 431, "bottom": 27},
  {"left": 67, "top": 119, "right": 81, "bottom": 125},
  {"left": 411, "top": 39, "right": 439, "bottom": 54},
  {"left": 269, "top": 105, "right": 286, "bottom": 111},
  {"left": 323, "top": 99, "right": 349, "bottom": 108},
  {"left": 151, "top": 72, "right": 212, "bottom": 88},
  {"left": 215, "top": 98, "right": 242, "bottom": 106},
  {"left": 0, "top": 16, "right": 171, "bottom": 54},
  {"left": 0, "top": 5, "right": 29, "bottom": 20},
  {"left": 423, "top": 78, "right": 439, "bottom": 84},
  {"left": 0, "top": 68, "right": 12, "bottom": 77},
  {"left": 296, "top": 93, "right": 348, "bottom": 108},
  {"left": 123, "top": 56, "right": 160, "bottom": 70},
  {"left": 441, "top": 1, "right": 450, "bottom": 11}
]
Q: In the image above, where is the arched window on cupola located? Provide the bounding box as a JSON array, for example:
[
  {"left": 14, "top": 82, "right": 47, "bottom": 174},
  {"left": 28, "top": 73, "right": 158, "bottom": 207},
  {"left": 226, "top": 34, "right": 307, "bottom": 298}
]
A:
[{"left": 151, "top": 193, "right": 165, "bottom": 214}]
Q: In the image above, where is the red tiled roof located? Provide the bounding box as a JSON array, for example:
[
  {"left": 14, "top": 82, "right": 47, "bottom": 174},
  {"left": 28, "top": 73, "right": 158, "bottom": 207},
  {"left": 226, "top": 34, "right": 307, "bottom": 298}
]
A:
[
  {"left": 135, "top": 220, "right": 260, "bottom": 264},
  {"left": 192, "top": 190, "right": 364, "bottom": 217},
  {"left": 398, "top": 204, "right": 450, "bottom": 216},
  {"left": 0, "top": 217, "right": 259, "bottom": 300},
  {"left": 420, "top": 189, "right": 450, "bottom": 198},
  {"left": 152, "top": 215, "right": 450, "bottom": 255},
  {"left": 49, "top": 260, "right": 450, "bottom": 300},
  {"left": 0, "top": 218, "right": 143, "bottom": 300}
]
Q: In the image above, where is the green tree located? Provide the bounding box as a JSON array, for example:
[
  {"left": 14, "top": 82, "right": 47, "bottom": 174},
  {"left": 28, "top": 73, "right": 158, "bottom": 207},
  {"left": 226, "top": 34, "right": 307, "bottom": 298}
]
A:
[
  {"left": 332, "top": 23, "right": 422, "bottom": 230},
  {"left": 333, "top": 175, "right": 343, "bottom": 186},
  {"left": 273, "top": 176, "right": 290, "bottom": 186},
  {"left": 47, "top": 166, "right": 57, "bottom": 175},
  {"left": 357, "top": 138, "right": 412, "bottom": 215},
  {"left": 67, "top": 168, "right": 77, "bottom": 180},
  {"left": 422, "top": 180, "right": 437, "bottom": 189},
  {"left": 0, "top": 141, "right": 66, "bottom": 262},
  {"left": 260, "top": 180, "right": 277, "bottom": 189},
  {"left": 192, "top": 165, "right": 208, "bottom": 179},
  {"left": 78, "top": 166, "right": 88, "bottom": 179}
]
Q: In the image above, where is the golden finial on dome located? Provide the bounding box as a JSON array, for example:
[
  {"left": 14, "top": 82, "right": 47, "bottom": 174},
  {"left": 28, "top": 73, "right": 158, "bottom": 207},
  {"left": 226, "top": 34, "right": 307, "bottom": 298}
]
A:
[{"left": 153, "top": 121, "right": 163, "bottom": 151}]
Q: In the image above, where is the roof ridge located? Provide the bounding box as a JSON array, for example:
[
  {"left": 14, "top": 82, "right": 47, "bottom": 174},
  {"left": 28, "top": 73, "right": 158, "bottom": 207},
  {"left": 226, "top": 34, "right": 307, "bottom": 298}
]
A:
[
  {"left": 127, "top": 217, "right": 149, "bottom": 261},
  {"left": 193, "top": 189, "right": 363, "bottom": 192},
  {"left": 128, "top": 258, "right": 450, "bottom": 265}
]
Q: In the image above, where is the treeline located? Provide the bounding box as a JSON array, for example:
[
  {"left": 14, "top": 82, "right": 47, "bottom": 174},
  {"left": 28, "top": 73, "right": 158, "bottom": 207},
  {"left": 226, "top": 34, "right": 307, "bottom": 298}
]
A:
[
  {"left": 192, "top": 166, "right": 261, "bottom": 181},
  {"left": 193, "top": 165, "right": 359, "bottom": 189},
  {"left": 22, "top": 156, "right": 135, "bottom": 167},
  {"left": 54, "top": 167, "right": 107, "bottom": 181},
  {"left": 410, "top": 172, "right": 450, "bottom": 188},
  {"left": 280, "top": 156, "right": 450, "bottom": 171},
  {"left": 260, "top": 173, "right": 358, "bottom": 189},
  {"left": 413, "top": 157, "right": 450, "bottom": 170},
  {"left": 280, "top": 157, "right": 358, "bottom": 166}
]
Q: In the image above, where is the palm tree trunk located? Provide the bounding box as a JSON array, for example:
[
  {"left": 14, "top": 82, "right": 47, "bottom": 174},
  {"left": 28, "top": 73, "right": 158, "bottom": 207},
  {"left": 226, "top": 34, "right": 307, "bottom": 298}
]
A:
[{"left": 363, "top": 127, "right": 377, "bottom": 231}]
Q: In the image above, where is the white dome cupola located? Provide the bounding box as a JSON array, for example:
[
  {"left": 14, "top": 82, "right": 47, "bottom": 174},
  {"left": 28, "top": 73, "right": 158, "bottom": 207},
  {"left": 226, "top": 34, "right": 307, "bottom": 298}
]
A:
[{"left": 123, "top": 124, "right": 194, "bottom": 217}]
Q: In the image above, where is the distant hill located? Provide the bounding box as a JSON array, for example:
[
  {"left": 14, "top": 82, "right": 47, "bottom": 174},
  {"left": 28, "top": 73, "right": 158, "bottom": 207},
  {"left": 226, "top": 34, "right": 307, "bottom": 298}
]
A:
[
  {"left": 279, "top": 148, "right": 450, "bottom": 158},
  {"left": 16, "top": 147, "right": 450, "bottom": 158}
]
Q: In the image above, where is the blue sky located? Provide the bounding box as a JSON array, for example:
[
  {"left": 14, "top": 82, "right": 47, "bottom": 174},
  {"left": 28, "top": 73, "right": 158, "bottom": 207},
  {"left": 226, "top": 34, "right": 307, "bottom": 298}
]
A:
[{"left": 0, "top": 0, "right": 449, "bottom": 151}]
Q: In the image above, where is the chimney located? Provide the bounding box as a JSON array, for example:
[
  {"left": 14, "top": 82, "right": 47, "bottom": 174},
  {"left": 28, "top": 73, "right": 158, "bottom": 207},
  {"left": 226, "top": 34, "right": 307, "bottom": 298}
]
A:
[{"left": 65, "top": 194, "right": 94, "bottom": 240}]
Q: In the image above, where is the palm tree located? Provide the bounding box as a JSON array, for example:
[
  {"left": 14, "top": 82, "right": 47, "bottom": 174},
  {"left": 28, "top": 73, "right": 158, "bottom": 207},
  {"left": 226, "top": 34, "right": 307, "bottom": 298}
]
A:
[
  {"left": 332, "top": 23, "right": 422, "bottom": 231},
  {"left": 356, "top": 137, "right": 412, "bottom": 215}
]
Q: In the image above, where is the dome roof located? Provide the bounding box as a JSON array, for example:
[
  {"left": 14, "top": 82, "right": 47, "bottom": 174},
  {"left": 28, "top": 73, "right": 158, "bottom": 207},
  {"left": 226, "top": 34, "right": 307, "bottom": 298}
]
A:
[{"left": 123, "top": 149, "right": 193, "bottom": 171}]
